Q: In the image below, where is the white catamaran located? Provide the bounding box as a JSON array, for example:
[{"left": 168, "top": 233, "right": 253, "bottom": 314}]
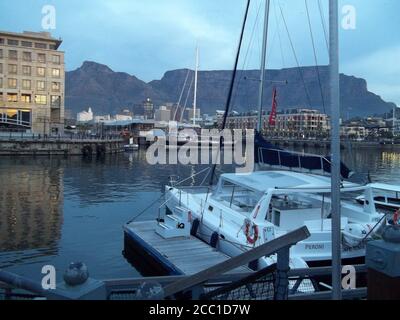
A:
[{"left": 163, "top": 171, "right": 385, "bottom": 270}]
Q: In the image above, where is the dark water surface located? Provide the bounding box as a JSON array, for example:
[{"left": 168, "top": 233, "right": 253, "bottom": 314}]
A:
[{"left": 0, "top": 146, "right": 399, "bottom": 282}]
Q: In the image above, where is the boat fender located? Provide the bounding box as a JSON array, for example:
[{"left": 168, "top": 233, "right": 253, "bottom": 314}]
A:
[
  {"left": 392, "top": 210, "right": 400, "bottom": 225},
  {"left": 191, "top": 218, "right": 200, "bottom": 236},
  {"left": 210, "top": 232, "right": 219, "bottom": 248},
  {"left": 343, "top": 224, "right": 368, "bottom": 247}
]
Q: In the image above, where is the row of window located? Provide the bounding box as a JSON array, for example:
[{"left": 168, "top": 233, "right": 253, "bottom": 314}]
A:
[
  {"left": 0, "top": 63, "right": 61, "bottom": 77},
  {"left": 0, "top": 49, "right": 61, "bottom": 64},
  {"left": 0, "top": 78, "right": 61, "bottom": 91},
  {"left": 0, "top": 92, "right": 61, "bottom": 107},
  {"left": 0, "top": 37, "right": 57, "bottom": 50}
]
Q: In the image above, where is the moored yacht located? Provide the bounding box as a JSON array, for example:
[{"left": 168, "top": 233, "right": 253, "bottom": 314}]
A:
[{"left": 162, "top": 170, "right": 386, "bottom": 272}]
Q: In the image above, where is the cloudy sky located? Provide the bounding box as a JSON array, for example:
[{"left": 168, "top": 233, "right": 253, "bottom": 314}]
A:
[{"left": 1, "top": 0, "right": 399, "bottom": 105}]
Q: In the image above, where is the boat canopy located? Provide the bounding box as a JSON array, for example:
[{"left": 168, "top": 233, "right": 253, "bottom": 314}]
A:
[
  {"left": 254, "top": 132, "right": 353, "bottom": 179},
  {"left": 220, "top": 171, "right": 359, "bottom": 194},
  {"left": 369, "top": 183, "right": 400, "bottom": 193}
]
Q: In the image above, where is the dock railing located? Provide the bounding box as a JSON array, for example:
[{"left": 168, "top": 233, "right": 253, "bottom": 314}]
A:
[{"left": 161, "top": 226, "right": 310, "bottom": 300}]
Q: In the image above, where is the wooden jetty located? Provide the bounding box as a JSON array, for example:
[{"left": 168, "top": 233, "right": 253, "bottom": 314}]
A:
[{"left": 123, "top": 221, "right": 251, "bottom": 276}]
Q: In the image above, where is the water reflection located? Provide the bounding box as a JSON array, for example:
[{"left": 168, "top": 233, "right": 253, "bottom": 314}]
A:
[
  {"left": 0, "top": 146, "right": 399, "bottom": 280},
  {"left": 0, "top": 158, "right": 63, "bottom": 252}
]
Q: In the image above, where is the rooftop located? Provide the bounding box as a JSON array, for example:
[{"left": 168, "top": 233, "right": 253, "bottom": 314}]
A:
[
  {"left": 0, "top": 30, "right": 62, "bottom": 49},
  {"left": 221, "top": 171, "right": 359, "bottom": 193}
]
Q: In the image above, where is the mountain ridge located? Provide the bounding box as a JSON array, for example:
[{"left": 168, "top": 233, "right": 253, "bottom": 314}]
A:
[{"left": 65, "top": 61, "right": 396, "bottom": 118}]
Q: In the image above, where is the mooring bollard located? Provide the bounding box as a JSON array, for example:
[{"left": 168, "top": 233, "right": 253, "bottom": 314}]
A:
[
  {"left": 366, "top": 225, "right": 400, "bottom": 300},
  {"left": 56, "top": 262, "right": 107, "bottom": 300}
]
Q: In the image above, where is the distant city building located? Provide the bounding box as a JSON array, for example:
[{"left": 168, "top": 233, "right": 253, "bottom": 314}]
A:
[
  {"left": 94, "top": 114, "right": 111, "bottom": 123},
  {"left": 224, "top": 108, "right": 330, "bottom": 137},
  {"left": 387, "top": 106, "right": 400, "bottom": 137},
  {"left": 114, "top": 114, "right": 133, "bottom": 121},
  {"left": 187, "top": 108, "right": 201, "bottom": 122},
  {"left": 0, "top": 30, "right": 65, "bottom": 134},
  {"left": 143, "top": 98, "right": 154, "bottom": 120},
  {"left": 155, "top": 105, "right": 171, "bottom": 122},
  {"left": 341, "top": 125, "right": 366, "bottom": 140},
  {"left": 77, "top": 107, "right": 93, "bottom": 122},
  {"left": 275, "top": 109, "right": 330, "bottom": 134}
]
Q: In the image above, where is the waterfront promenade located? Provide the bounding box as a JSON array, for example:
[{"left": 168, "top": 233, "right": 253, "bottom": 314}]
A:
[{"left": 0, "top": 133, "right": 124, "bottom": 156}]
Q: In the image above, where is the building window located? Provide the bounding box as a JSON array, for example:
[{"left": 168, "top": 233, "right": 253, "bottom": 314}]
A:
[
  {"left": 0, "top": 78, "right": 2, "bottom": 88},
  {"left": 9, "top": 50, "right": 18, "bottom": 60},
  {"left": 0, "top": 49, "right": 3, "bottom": 58},
  {"left": 37, "top": 80, "right": 46, "bottom": 91},
  {"left": 37, "top": 53, "right": 46, "bottom": 63},
  {"left": 51, "top": 95, "right": 61, "bottom": 108},
  {"left": 0, "top": 38, "right": 4, "bottom": 44},
  {"left": 7, "top": 93, "right": 18, "bottom": 102},
  {"left": 35, "top": 95, "right": 47, "bottom": 105},
  {"left": 8, "top": 78, "right": 17, "bottom": 89},
  {"left": 0, "top": 108, "right": 31, "bottom": 127},
  {"left": 0, "top": 63, "right": 2, "bottom": 74},
  {"left": 21, "top": 41, "right": 33, "bottom": 47},
  {"left": 52, "top": 55, "right": 60, "bottom": 64},
  {"left": 23, "top": 51, "right": 32, "bottom": 61},
  {"left": 22, "top": 79, "right": 31, "bottom": 90},
  {"left": 35, "top": 43, "right": 47, "bottom": 49},
  {"left": 52, "top": 68, "right": 60, "bottom": 78},
  {"left": 49, "top": 44, "right": 57, "bottom": 50},
  {"left": 8, "top": 64, "right": 17, "bottom": 74},
  {"left": 37, "top": 67, "right": 46, "bottom": 77},
  {"left": 22, "top": 65, "right": 31, "bottom": 76},
  {"left": 7, "top": 39, "right": 19, "bottom": 46},
  {"left": 21, "top": 94, "right": 31, "bottom": 103},
  {"left": 52, "top": 82, "right": 60, "bottom": 92}
]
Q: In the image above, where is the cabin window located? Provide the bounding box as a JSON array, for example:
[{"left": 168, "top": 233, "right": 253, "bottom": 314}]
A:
[{"left": 218, "top": 180, "right": 261, "bottom": 213}]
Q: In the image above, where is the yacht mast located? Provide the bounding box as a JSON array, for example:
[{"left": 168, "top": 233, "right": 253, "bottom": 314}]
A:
[
  {"left": 257, "top": 0, "right": 271, "bottom": 133},
  {"left": 193, "top": 46, "right": 199, "bottom": 126},
  {"left": 329, "top": 0, "right": 342, "bottom": 300}
]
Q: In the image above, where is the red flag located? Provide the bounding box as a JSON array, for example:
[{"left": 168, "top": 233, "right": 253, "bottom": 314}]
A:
[{"left": 269, "top": 87, "right": 278, "bottom": 126}]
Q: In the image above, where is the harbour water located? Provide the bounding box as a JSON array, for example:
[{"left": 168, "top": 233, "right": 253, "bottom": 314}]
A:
[{"left": 0, "top": 146, "right": 400, "bottom": 282}]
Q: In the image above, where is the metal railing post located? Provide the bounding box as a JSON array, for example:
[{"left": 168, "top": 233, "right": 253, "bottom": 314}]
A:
[{"left": 274, "top": 246, "right": 290, "bottom": 300}]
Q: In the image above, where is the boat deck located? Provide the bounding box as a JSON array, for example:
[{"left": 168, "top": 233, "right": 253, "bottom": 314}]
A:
[{"left": 124, "top": 220, "right": 251, "bottom": 276}]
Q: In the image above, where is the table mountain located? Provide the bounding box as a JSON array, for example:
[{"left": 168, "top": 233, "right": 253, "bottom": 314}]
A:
[{"left": 66, "top": 61, "right": 396, "bottom": 118}]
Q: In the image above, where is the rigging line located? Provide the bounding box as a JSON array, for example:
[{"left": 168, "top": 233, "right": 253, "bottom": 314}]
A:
[
  {"left": 126, "top": 194, "right": 165, "bottom": 224},
  {"left": 272, "top": 0, "right": 285, "bottom": 68},
  {"left": 318, "top": 0, "right": 329, "bottom": 53},
  {"left": 305, "top": 0, "right": 326, "bottom": 114},
  {"left": 180, "top": 74, "right": 194, "bottom": 123},
  {"left": 174, "top": 69, "right": 191, "bottom": 121},
  {"left": 278, "top": 3, "right": 312, "bottom": 108},
  {"left": 208, "top": 0, "right": 252, "bottom": 187},
  {"left": 232, "top": 0, "right": 263, "bottom": 108}
]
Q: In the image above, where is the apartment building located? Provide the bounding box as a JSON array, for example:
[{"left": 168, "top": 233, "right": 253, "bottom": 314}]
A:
[
  {"left": 0, "top": 30, "right": 65, "bottom": 134},
  {"left": 224, "top": 109, "right": 330, "bottom": 137}
]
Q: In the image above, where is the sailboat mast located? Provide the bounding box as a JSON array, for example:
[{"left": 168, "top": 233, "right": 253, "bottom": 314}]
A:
[
  {"left": 193, "top": 46, "right": 199, "bottom": 126},
  {"left": 257, "top": 0, "right": 271, "bottom": 133},
  {"left": 329, "top": 0, "right": 342, "bottom": 300}
]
